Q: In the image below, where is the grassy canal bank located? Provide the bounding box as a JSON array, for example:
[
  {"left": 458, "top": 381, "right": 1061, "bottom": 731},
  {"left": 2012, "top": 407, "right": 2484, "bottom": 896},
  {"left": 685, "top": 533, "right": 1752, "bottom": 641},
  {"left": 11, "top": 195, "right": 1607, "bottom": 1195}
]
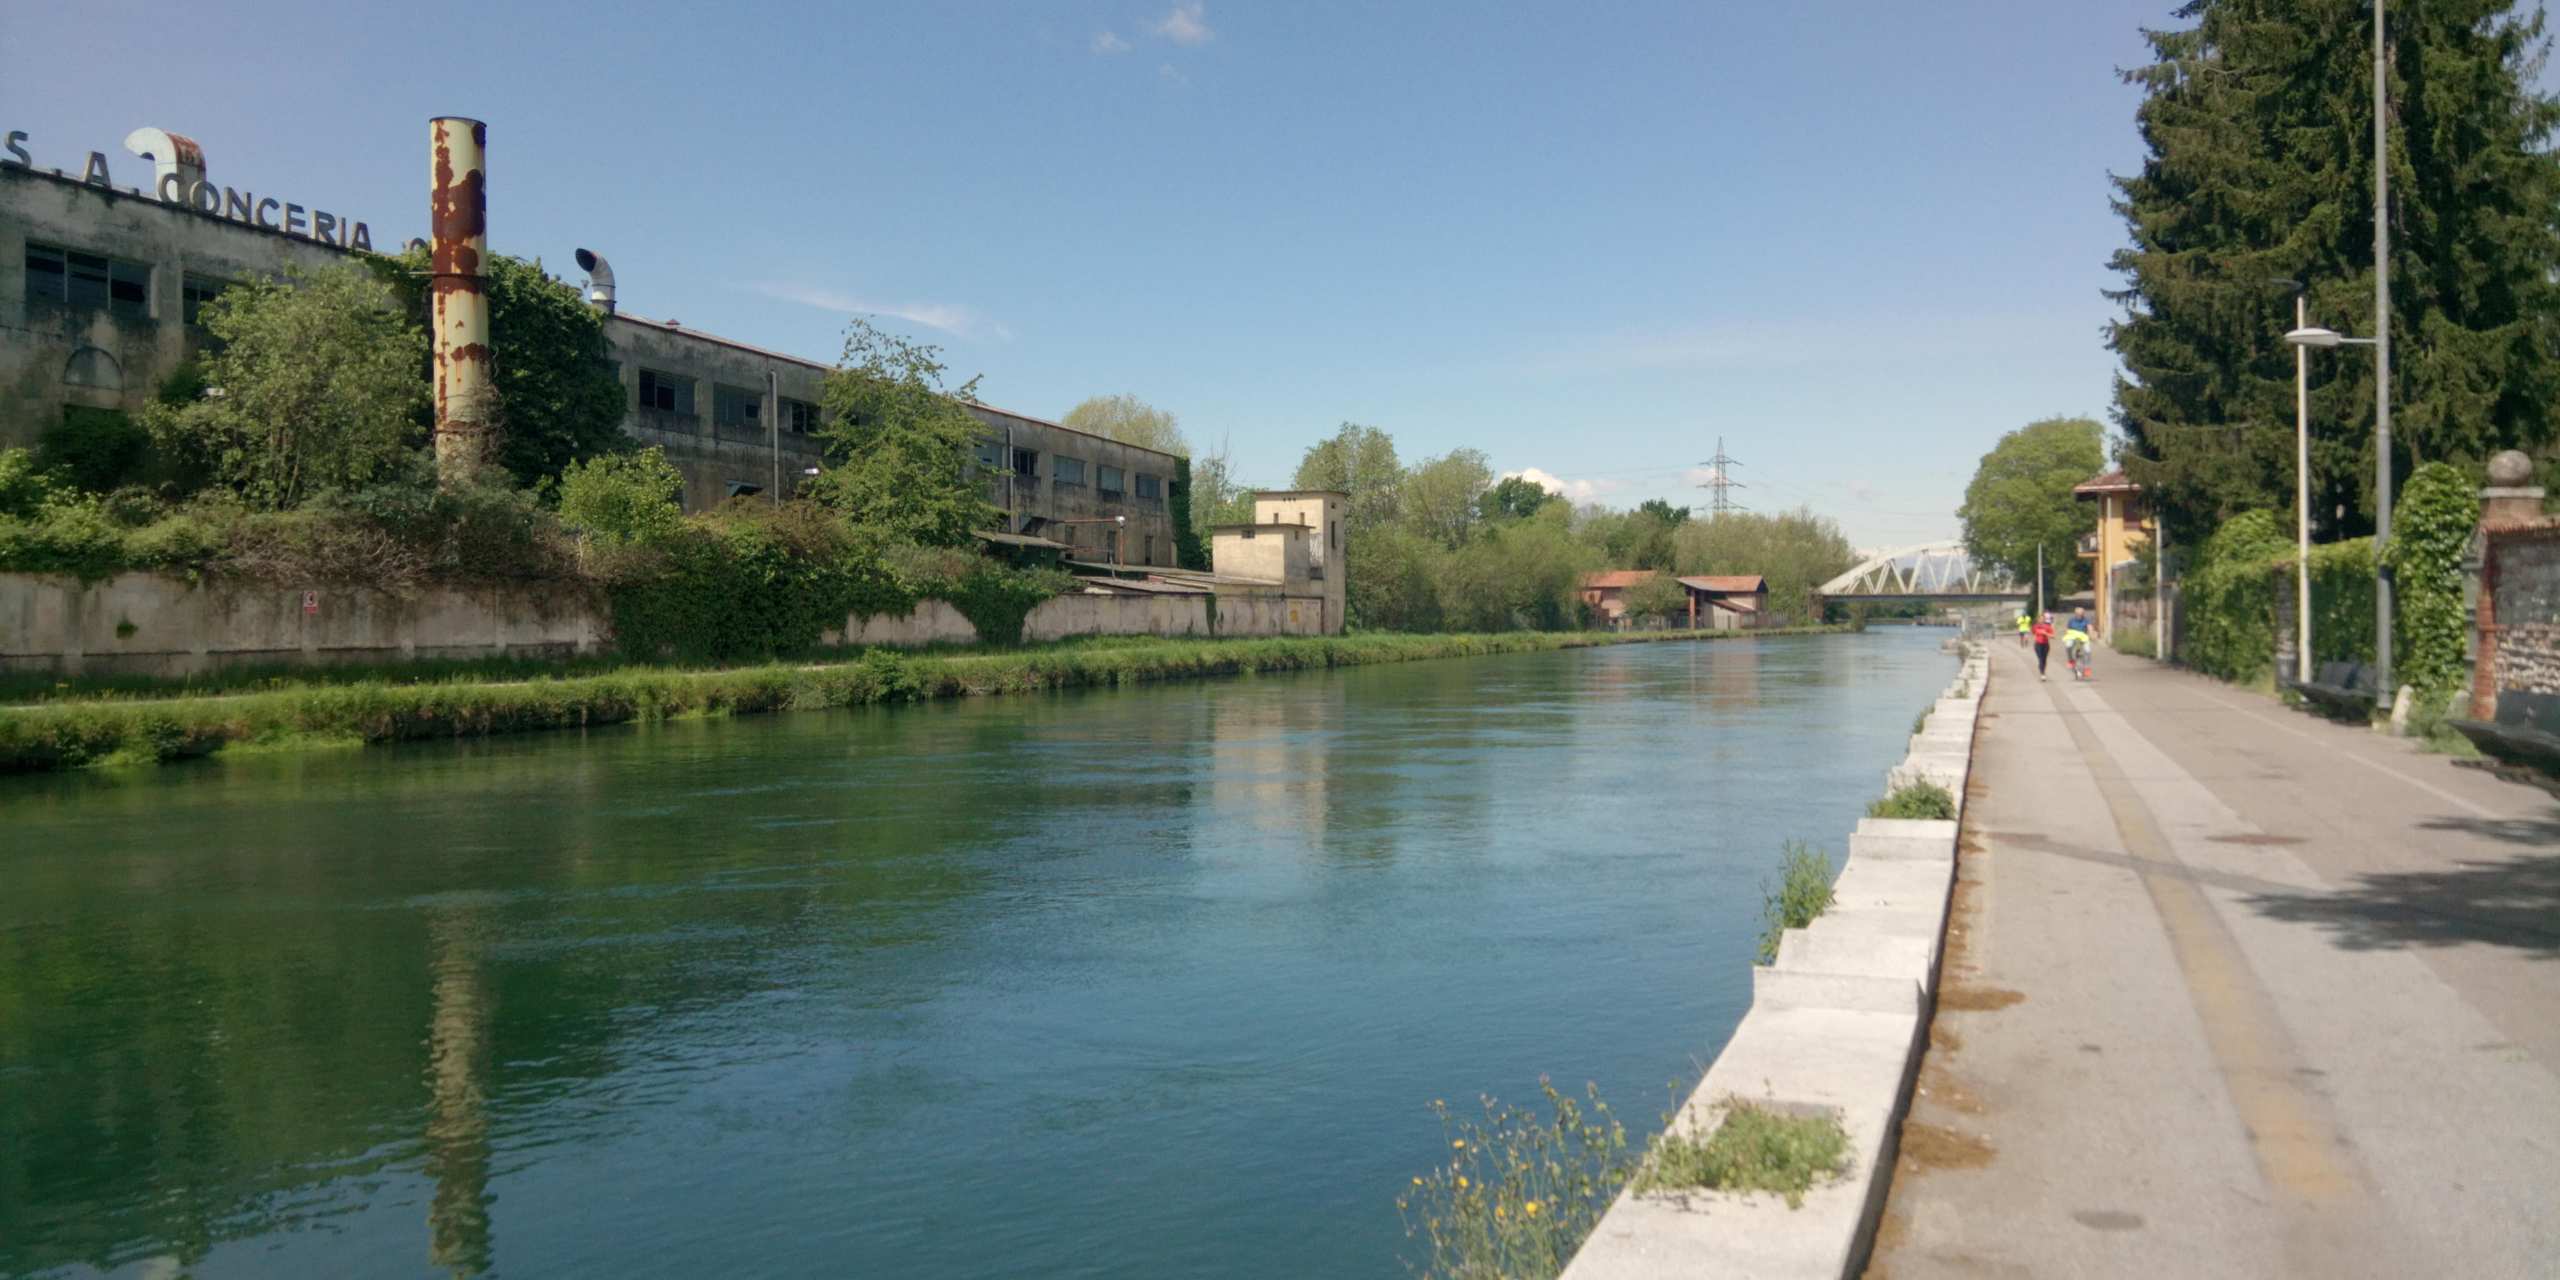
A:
[{"left": 0, "top": 626, "right": 1851, "bottom": 773}]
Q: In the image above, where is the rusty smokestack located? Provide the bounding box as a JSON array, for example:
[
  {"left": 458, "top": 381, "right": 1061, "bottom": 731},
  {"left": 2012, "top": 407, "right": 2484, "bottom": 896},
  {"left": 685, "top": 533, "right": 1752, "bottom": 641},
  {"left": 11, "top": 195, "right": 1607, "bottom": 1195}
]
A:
[{"left": 429, "top": 117, "right": 493, "bottom": 485}]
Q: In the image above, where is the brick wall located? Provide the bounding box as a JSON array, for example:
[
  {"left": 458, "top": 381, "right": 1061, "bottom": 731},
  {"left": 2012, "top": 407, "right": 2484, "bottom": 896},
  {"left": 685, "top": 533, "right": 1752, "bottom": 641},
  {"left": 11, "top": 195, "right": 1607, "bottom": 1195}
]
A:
[{"left": 2476, "top": 523, "right": 2560, "bottom": 714}]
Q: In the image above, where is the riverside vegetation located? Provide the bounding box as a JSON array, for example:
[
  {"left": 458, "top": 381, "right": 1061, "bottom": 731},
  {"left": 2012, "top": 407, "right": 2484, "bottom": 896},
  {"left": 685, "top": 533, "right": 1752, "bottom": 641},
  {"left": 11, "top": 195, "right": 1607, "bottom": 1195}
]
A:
[
  {"left": 1867, "top": 780, "right": 1958, "bottom": 821},
  {"left": 0, "top": 628, "right": 1845, "bottom": 774},
  {"left": 1755, "top": 841, "right": 1837, "bottom": 965}
]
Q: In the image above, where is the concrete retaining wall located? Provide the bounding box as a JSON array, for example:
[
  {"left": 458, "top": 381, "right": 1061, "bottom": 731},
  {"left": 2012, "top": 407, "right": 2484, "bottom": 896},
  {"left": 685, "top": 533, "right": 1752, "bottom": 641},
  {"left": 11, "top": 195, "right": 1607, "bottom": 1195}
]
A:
[
  {"left": 1564, "top": 639, "right": 1988, "bottom": 1280},
  {"left": 0, "top": 573, "right": 607, "bottom": 677},
  {"left": 1023, "top": 594, "right": 1209, "bottom": 642},
  {"left": 4, "top": 572, "right": 1323, "bottom": 676}
]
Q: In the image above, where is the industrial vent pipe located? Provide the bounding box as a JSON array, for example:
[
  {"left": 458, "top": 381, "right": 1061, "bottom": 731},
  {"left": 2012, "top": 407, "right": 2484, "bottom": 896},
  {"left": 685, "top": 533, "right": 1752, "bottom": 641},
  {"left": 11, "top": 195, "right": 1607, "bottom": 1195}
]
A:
[
  {"left": 429, "top": 116, "right": 493, "bottom": 484},
  {"left": 573, "top": 248, "right": 616, "bottom": 314}
]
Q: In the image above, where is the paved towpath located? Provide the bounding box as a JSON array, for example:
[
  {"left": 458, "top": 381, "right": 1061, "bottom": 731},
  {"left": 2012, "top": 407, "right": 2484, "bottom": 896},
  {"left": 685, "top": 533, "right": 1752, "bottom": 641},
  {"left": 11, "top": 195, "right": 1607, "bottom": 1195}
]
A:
[{"left": 1865, "top": 641, "right": 2560, "bottom": 1279}]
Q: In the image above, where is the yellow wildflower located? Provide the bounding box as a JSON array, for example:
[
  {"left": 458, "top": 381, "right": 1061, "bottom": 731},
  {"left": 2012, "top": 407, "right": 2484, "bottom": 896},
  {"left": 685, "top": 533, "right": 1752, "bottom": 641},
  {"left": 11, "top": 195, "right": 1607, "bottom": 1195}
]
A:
[
  {"left": 1495, "top": 1206, "right": 1507, "bottom": 1219},
  {"left": 1411, "top": 1177, "right": 1423, "bottom": 1186},
  {"left": 1525, "top": 1201, "right": 1541, "bottom": 1216},
  {"left": 1456, "top": 1176, "right": 1468, "bottom": 1189},
  {"left": 1452, "top": 1139, "right": 1466, "bottom": 1149}
]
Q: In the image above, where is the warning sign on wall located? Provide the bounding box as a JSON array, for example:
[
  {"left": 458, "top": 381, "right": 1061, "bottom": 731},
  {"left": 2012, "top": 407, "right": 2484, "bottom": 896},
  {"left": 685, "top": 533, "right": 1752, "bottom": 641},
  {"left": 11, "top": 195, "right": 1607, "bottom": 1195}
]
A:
[{"left": 302, "top": 590, "right": 319, "bottom": 616}]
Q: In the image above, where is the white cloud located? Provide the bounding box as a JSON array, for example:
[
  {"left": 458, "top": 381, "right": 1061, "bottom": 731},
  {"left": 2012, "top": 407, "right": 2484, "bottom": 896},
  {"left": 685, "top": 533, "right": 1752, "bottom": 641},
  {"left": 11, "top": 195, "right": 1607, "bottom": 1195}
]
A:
[
  {"left": 1505, "top": 467, "right": 1620, "bottom": 504},
  {"left": 753, "top": 281, "right": 1011, "bottom": 342},
  {"left": 1159, "top": 62, "right": 1189, "bottom": 84},
  {"left": 1151, "top": 1, "right": 1214, "bottom": 45},
  {"left": 1091, "top": 31, "right": 1130, "bottom": 54},
  {"left": 1682, "top": 465, "right": 1727, "bottom": 488}
]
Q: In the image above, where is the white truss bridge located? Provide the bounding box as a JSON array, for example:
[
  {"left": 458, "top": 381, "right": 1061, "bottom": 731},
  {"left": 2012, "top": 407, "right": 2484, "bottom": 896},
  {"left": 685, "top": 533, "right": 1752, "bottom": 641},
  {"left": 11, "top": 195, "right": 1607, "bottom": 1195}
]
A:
[{"left": 1817, "top": 540, "right": 2029, "bottom": 601}]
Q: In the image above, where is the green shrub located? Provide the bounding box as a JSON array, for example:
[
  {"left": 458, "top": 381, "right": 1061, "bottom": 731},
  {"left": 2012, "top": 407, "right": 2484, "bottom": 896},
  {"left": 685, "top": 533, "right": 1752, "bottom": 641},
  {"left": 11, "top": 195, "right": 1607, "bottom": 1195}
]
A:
[
  {"left": 1911, "top": 707, "right": 1930, "bottom": 736},
  {"left": 0, "top": 494, "right": 134, "bottom": 582},
  {"left": 0, "top": 449, "right": 57, "bottom": 520},
  {"left": 38, "top": 406, "right": 152, "bottom": 494},
  {"left": 556, "top": 447, "right": 684, "bottom": 547},
  {"left": 1867, "top": 780, "right": 1956, "bottom": 820},
  {"left": 2182, "top": 510, "right": 2291, "bottom": 683},
  {"left": 2386, "top": 462, "right": 2475, "bottom": 695},
  {"left": 1634, "top": 1100, "right": 1851, "bottom": 1208},
  {"left": 1398, "top": 1080, "right": 1633, "bottom": 1280},
  {"left": 1755, "top": 840, "right": 1836, "bottom": 964}
]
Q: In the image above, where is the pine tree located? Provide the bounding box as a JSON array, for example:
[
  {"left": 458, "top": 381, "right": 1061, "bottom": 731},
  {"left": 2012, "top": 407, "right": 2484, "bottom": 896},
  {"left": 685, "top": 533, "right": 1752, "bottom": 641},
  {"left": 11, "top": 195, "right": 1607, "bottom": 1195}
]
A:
[{"left": 2108, "top": 0, "right": 2560, "bottom": 544}]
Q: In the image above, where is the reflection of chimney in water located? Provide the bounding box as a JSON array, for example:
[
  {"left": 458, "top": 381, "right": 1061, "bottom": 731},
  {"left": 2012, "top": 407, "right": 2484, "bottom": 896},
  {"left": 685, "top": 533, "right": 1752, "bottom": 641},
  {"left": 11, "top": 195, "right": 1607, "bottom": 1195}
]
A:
[{"left": 425, "top": 913, "right": 494, "bottom": 1278}]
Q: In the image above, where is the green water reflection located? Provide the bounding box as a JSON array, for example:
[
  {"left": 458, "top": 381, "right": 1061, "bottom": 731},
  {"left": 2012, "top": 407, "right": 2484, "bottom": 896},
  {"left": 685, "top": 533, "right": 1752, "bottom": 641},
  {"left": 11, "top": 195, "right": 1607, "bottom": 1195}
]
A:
[{"left": 0, "top": 632, "right": 1950, "bottom": 1278}]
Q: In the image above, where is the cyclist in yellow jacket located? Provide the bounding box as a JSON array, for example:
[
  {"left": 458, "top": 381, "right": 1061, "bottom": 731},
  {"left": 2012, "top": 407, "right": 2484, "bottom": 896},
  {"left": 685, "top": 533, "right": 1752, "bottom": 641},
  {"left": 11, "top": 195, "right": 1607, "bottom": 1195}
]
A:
[{"left": 2063, "top": 610, "right": 2094, "bottom": 679}]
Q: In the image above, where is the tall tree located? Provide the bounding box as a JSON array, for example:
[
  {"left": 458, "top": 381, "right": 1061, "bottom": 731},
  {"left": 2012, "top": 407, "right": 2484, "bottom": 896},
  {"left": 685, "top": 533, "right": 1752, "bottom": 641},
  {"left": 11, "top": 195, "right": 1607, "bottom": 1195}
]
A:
[
  {"left": 1477, "top": 474, "right": 1558, "bottom": 523},
  {"left": 2108, "top": 0, "right": 2560, "bottom": 545},
  {"left": 1671, "top": 506, "right": 1857, "bottom": 624},
  {"left": 1401, "top": 447, "right": 1494, "bottom": 547},
  {"left": 1060, "top": 393, "right": 1190, "bottom": 456},
  {"left": 804, "top": 320, "right": 995, "bottom": 547},
  {"left": 143, "top": 265, "right": 428, "bottom": 510},
  {"left": 1636, "top": 498, "right": 1691, "bottom": 527},
  {"left": 1958, "top": 416, "right": 2106, "bottom": 593},
  {"left": 1293, "top": 422, "right": 1402, "bottom": 532}
]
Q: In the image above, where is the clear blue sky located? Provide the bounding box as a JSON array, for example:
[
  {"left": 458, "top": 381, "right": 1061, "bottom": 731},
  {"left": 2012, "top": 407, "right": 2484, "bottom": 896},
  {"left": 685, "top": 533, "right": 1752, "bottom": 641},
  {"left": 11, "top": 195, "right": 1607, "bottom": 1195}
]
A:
[{"left": 10, "top": 1, "right": 2172, "bottom": 548}]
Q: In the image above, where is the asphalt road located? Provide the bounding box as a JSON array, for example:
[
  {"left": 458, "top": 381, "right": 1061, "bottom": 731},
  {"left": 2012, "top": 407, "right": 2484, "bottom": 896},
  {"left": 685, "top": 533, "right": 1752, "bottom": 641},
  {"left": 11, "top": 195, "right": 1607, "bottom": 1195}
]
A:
[{"left": 1865, "top": 642, "right": 2560, "bottom": 1279}]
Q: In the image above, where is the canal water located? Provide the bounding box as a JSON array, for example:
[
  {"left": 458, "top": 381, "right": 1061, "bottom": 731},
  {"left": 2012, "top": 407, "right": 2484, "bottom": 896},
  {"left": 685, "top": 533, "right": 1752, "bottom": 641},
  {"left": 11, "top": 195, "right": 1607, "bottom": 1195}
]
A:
[{"left": 0, "top": 630, "right": 1951, "bottom": 1279}]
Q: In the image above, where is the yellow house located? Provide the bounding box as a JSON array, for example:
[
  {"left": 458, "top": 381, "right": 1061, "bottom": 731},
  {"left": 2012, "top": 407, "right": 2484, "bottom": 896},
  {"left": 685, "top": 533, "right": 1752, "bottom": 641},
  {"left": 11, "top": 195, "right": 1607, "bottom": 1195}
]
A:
[{"left": 2072, "top": 469, "right": 2150, "bottom": 637}]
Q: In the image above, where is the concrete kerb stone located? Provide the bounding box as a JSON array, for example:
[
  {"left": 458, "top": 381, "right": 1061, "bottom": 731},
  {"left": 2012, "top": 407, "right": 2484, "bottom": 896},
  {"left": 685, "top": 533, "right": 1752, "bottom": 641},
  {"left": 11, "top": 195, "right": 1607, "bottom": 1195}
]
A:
[
  {"left": 1563, "top": 1005, "right": 1924, "bottom": 1280},
  {"left": 1561, "top": 647, "right": 1980, "bottom": 1280},
  {"left": 1830, "top": 856, "right": 1955, "bottom": 911},
  {"left": 1849, "top": 819, "right": 1957, "bottom": 862}
]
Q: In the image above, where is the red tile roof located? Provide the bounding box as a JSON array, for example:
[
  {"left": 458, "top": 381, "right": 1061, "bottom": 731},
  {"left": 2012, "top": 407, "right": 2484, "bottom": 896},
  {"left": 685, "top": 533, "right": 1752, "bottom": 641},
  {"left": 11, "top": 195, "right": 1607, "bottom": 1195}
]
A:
[
  {"left": 1678, "top": 575, "right": 1766, "bottom": 594},
  {"left": 1582, "top": 570, "right": 1659, "bottom": 590},
  {"left": 2073, "top": 469, "right": 2141, "bottom": 496}
]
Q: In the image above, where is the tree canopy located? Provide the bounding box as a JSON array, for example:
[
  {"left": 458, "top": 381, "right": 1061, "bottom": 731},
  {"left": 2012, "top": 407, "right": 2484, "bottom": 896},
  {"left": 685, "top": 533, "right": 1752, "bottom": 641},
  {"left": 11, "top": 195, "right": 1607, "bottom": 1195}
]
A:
[
  {"left": 1477, "top": 475, "right": 1557, "bottom": 523},
  {"left": 1060, "top": 394, "right": 1189, "bottom": 457},
  {"left": 2107, "top": 0, "right": 2560, "bottom": 543},
  {"left": 144, "top": 264, "right": 428, "bottom": 510},
  {"left": 1669, "top": 508, "right": 1857, "bottom": 623},
  {"left": 1293, "top": 423, "right": 1403, "bottom": 532},
  {"left": 804, "top": 320, "right": 996, "bottom": 547},
  {"left": 380, "top": 246, "right": 628, "bottom": 491},
  {"left": 1958, "top": 416, "right": 2105, "bottom": 593}
]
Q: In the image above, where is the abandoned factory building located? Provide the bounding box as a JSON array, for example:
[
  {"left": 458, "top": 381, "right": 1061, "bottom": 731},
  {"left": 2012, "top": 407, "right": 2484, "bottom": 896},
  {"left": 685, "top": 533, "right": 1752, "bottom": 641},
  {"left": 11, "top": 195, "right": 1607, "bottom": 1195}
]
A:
[{"left": 2, "top": 133, "right": 1183, "bottom": 568}]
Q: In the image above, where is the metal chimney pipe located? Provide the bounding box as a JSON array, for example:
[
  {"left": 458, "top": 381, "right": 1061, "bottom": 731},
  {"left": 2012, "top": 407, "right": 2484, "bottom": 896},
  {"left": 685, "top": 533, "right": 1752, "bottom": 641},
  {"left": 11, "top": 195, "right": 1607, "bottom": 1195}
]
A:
[
  {"left": 429, "top": 117, "right": 493, "bottom": 484},
  {"left": 574, "top": 247, "right": 616, "bottom": 315}
]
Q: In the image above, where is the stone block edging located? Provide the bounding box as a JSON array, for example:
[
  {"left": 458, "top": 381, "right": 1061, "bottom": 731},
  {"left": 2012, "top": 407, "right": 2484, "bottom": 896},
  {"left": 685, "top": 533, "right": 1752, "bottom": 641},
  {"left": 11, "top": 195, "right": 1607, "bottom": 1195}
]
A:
[{"left": 1561, "top": 641, "right": 1985, "bottom": 1280}]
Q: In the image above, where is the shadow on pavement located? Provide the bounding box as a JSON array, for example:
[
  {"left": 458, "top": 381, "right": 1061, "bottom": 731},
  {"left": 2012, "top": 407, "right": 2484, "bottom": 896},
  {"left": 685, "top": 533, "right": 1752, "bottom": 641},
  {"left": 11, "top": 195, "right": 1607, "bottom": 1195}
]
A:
[{"left": 2243, "top": 847, "right": 2560, "bottom": 958}]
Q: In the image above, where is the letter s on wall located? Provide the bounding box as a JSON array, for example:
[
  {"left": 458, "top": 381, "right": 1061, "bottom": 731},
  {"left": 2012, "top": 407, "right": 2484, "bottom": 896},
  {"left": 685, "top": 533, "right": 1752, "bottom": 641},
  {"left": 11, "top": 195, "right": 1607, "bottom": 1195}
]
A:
[{"left": 5, "top": 132, "right": 30, "bottom": 167}]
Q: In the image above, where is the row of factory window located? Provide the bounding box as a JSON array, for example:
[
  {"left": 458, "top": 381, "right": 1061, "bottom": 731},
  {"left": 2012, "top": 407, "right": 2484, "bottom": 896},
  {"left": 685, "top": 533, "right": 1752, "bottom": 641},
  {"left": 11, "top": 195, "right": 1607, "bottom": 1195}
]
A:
[
  {"left": 635, "top": 368, "right": 820, "bottom": 434},
  {"left": 24, "top": 241, "right": 232, "bottom": 325},
  {"left": 972, "top": 440, "right": 1164, "bottom": 500}
]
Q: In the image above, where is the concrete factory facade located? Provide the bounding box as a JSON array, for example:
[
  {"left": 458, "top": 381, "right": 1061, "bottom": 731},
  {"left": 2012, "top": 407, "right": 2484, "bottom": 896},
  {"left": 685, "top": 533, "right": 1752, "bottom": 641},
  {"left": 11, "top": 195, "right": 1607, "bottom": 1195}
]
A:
[{"left": 0, "top": 127, "right": 1185, "bottom": 570}]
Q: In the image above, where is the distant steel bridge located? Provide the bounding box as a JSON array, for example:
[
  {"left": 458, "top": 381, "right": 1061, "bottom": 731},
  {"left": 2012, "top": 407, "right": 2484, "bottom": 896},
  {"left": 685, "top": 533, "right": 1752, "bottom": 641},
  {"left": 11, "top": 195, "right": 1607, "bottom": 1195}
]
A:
[{"left": 1816, "top": 541, "right": 2030, "bottom": 602}]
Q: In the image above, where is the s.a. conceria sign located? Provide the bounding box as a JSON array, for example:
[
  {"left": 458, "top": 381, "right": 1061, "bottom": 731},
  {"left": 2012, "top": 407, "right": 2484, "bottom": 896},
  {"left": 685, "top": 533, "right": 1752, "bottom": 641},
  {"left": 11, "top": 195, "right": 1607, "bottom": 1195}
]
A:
[{"left": 2, "top": 127, "right": 375, "bottom": 252}]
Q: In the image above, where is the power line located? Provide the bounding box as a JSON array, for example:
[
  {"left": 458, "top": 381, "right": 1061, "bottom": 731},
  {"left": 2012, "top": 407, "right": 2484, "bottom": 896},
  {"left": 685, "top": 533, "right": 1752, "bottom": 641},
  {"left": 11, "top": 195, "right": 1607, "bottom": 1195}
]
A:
[{"left": 1698, "top": 437, "right": 1747, "bottom": 517}]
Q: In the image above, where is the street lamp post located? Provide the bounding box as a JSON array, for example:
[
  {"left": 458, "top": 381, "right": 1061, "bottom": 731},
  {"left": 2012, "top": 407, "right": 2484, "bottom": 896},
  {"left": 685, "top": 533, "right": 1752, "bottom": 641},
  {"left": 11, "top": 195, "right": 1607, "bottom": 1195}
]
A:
[
  {"left": 2373, "top": 0, "right": 2396, "bottom": 704},
  {"left": 2287, "top": 321, "right": 2383, "bottom": 690},
  {"left": 2294, "top": 288, "right": 2311, "bottom": 682}
]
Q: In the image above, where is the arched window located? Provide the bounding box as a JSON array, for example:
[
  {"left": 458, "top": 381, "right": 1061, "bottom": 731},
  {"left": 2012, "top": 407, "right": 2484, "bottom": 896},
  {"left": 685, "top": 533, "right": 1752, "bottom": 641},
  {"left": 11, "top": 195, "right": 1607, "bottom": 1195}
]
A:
[{"left": 63, "top": 346, "right": 124, "bottom": 392}]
